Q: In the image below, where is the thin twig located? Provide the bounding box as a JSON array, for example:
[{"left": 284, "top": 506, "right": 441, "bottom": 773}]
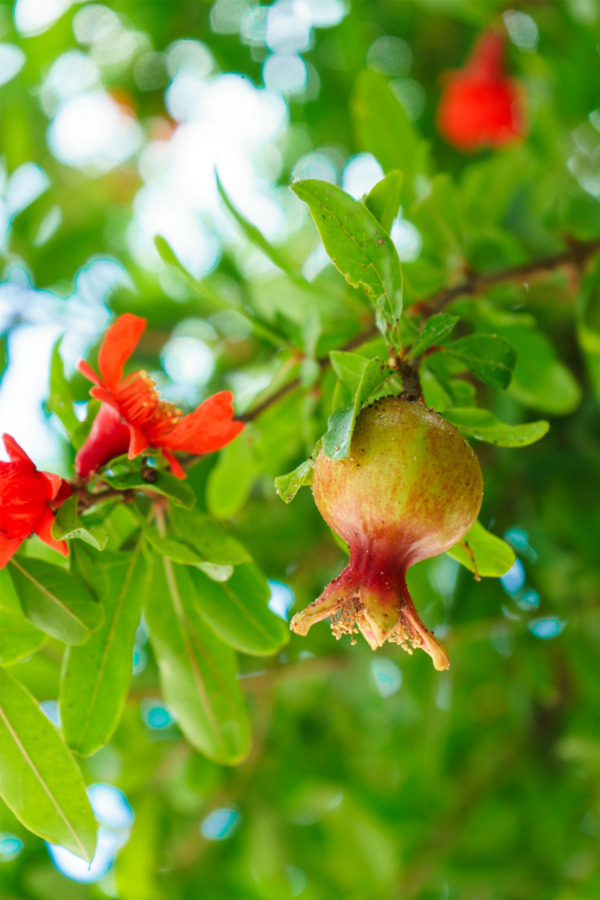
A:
[
  {"left": 420, "top": 236, "right": 600, "bottom": 316},
  {"left": 242, "top": 236, "right": 600, "bottom": 422},
  {"left": 69, "top": 236, "right": 600, "bottom": 498}
]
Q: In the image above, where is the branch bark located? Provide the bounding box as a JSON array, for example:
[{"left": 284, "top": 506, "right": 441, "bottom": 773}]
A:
[
  {"left": 69, "top": 236, "right": 600, "bottom": 497},
  {"left": 241, "top": 236, "right": 600, "bottom": 422}
]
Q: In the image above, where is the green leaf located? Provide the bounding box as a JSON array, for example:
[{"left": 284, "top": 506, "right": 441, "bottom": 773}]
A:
[
  {"left": 412, "top": 173, "right": 464, "bottom": 262},
  {"left": 155, "top": 235, "right": 293, "bottom": 350},
  {"left": 444, "top": 408, "right": 549, "bottom": 447},
  {"left": 138, "top": 514, "right": 232, "bottom": 578},
  {"left": 443, "top": 334, "right": 517, "bottom": 390},
  {"left": 60, "top": 542, "right": 147, "bottom": 756},
  {"left": 206, "top": 432, "right": 254, "bottom": 520},
  {"left": 51, "top": 493, "right": 108, "bottom": 551},
  {"left": 275, "top": 457, "right": 315, "bottom": 503},
  {"left": 9, "top": 557, "right": 104, "bottom": 645},
  {"left": 145, "top": 552, "right": 251, "bottom": 765},
  {"left": 217, "top": 174, "right": 305, "bottom": 285},
  {"left": 352, "top": 70, "right": 421, "bottom": 190},
  {"left": 329, "top": 350, "right": 371, "bottom": 393},
  {"left": 364, "top": 170, "right": 403, "bottom": 233},
  {"left": 291, "top": 179, "right": 403, "bottom": 321},
  {"left": 102, "top": 456, "right": 196, "bottom": 508},
  {"left": 322, "top": 357, "right": 393, "bottom": 460},
  {"left": 0, "top": 667, "right": 97, "bottom": 861},
  {"left": 0, "top": 569, "right": 47, "bottom": 666},
  {"left": 446, "top": 520, "right": 516, "bottom": 577},
  {"left": 115, "top": 794, "right": 161, "bottom": 900},
  {"left": 500, "top": 325, "right": 582, "bottom": 415},
  {"left": 189, "top": 563, "right": 289, "bottom": 656},
  {"left": 407, "top": 314, "right": 459, "bottom": 359},
  {"left": 47, "top": 338, "right": 80, "bottom": 441},
  {"left": 139, "top": 521, "right": 204, "bottom": 566},
  {"left": 169, "top": 508, "right": 252, "bottom": 566},
  {"left": 0, "top": 332, "right": 8, "bottom": 386}
]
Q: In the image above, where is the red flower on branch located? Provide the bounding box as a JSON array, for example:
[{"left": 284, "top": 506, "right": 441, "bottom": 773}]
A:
[
  {"left": 437, "top": 30, "right": 525, "bottom": 151},
  {"left": 75, "top": 313, "right": 244, "bottom": 480},
  {"left": 0, "top": 434, "right": 71, "bottom": 567}
]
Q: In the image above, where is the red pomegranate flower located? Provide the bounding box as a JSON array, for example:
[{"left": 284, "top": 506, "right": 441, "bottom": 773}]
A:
[
  {"left": 75, "top": 313, "right": 244, "bottom": 479},
  {"left": 437, "top": 30, "right": 525, "bottom": 151},
  {"left": 0, "top": 434, "right": 71, "bottom": 567}
]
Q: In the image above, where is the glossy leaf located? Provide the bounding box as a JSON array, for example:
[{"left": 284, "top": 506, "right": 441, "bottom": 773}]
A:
[
  {"left": 0, "top": 667, "right": 97, "bottom": 861},
  {"left": 102, "top": 456, "right": 196, "bottom": 508},
  {"left": 60, "top": 542, "right": 147, "bottom": 756},
  {"left": 412, "top": 173, "right": 464, "bottom": 261},
  {"left": 501, "top": 325, "right": 582, "bottom": 415},
  {"left": 115, "top": 794, "right": 161, "bottom": 900},
  {"left": 51, "top": 493, "right": 108, "bottom": 551},
  {"left": 352, "top": 70, "right": 421, "bottom": 187},
  {"left": 444, "top": 408, "right": 549, "bottom": 447},
  {"left": 9, "top": 557, "right": 104, "bottom": 645},
  {"left": 169, "top": 508, "right": 251, "bottom": 566},
  {"left": 207, "top": 432, "right": 255, "bottom": 520},
  {"left": 291, "top": 179, "right": 403, "bottom": 321},
  {"left": 443, "top": 334, "right": 517, "bottom": 390},
  {"left": 0, "top": 569, "right": 47, "bottom": 666},
  {"left": 322, "top": 357, "right": 393, "bottom": 460},
  {"left": 47, "top": 337, "right": 80, "bottom": 441},
  {"left": 139, "top": 520, "right": 205, "bottom": 566},
  {"left": 364, "top": 170, "right": 403, "bottom": 233},
  {"left": 407, "top": 313, "right": 459, "bottom": 359},
  {"left": 145, "top": 552, "right": 251, "bottom": 765},
  {"left": 329, "top": 350, "right": 371, "bottom": 393},
  {"left": 446, "top": 520, "right": 516, "bottom": 577},
  {"left": 0, "top": 332, "right": 8, "bottom": 386},
  {"left": 275, "top": 457, "right": 315, "bottom": 503},
  {"left": 189, "top": 562, "right": 289, "bottom": 656},
  {"left": 155, "top": 235, "right": 293, "bottom": 349},
  {"left": 217, "top": 174, "right": 305, "bottom": 284}
]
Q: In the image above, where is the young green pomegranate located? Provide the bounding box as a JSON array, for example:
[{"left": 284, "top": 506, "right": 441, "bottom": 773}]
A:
[{"left": 291, "top": 396, "right": 483, "bottom": 669}]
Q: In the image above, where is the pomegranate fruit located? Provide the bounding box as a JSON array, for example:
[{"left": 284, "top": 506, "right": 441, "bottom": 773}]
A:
[{"left": 290, "top": 396, "right": 483, "bottom": 669}]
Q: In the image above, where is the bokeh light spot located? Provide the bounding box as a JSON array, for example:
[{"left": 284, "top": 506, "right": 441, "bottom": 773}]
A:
[
  {"left": 0, "top": 833, "right": 23, "bottom": 859},
  {"left": 528, "top": 617, "right": 566, "bottom": 640},
  {"left": 200, "top": 807, "right": 241, "bottom": 840},
  {"left": 500, "top": 558, "right": 526, "bottom": 596},
  {"left": 370, "top": 658, "right": 403, "bottom": 698},
  {"left": 0, "top": 43, "right": 26, "bottom": 86},
  {"left": 268, "top": 579, "right": 295, "bottom": 620},
  {"left": 263, "top": 53, "right": 309, "bottom": 96},
  {"left": 141, "top": 701, "right": 175, "bottom": 730},
  {"left": 88, "top": 784, "right": 134, "bottom": 830},
  {"left": 341, "top": 153, "right": 384, "bottom": 199},
  {"left": 367, "top": 36, "right": 412, "bottom": 77}
]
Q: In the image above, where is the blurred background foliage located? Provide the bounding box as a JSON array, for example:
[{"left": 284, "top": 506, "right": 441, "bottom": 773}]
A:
[{"left": 1, "top": 0, "right": 600, "bottom": 898}]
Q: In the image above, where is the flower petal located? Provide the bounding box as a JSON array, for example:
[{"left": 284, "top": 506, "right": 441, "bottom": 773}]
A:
[
  {"left": 34, "top": 510, "right": 69, "bottom": 557},
  {"left": 3, "top": 434, "right": 35, "bottom": 467},
  {"left": 77, "top": 359, "right": 102, "bottom": 387},
  {"left": 162, "top": 391, "right": 244, "bottom": 454},
  {"left": 40, "top": 471, "right": 66, "bottom": 502},
  {"left": 128, "top": 423, "right": 150, "bottom": 458},
  {"left": 0, "top": 534, "right": 23, "bottom": 568},
  {"left": 90, "top": 386, "right": 120, "bottom": 409},
  {"left": 98, "top": 313, "right": 146, "bottom": 389},
  {"left": 75, "top": 403, "right": 131, "bottom": 478},
  {"left": 161, "top": 448, "right": 185, "bottom": 479}
]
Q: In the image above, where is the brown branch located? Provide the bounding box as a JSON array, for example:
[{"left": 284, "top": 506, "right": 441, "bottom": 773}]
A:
[
  {"left": 242, "top": 236, "right": 600, "bottom": 422},
  {"left": 66, "top": 236, "right": 600, "bottom": 501},
  {"left": 420, "top": 236, "right": 600, "bottom": 316}
]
